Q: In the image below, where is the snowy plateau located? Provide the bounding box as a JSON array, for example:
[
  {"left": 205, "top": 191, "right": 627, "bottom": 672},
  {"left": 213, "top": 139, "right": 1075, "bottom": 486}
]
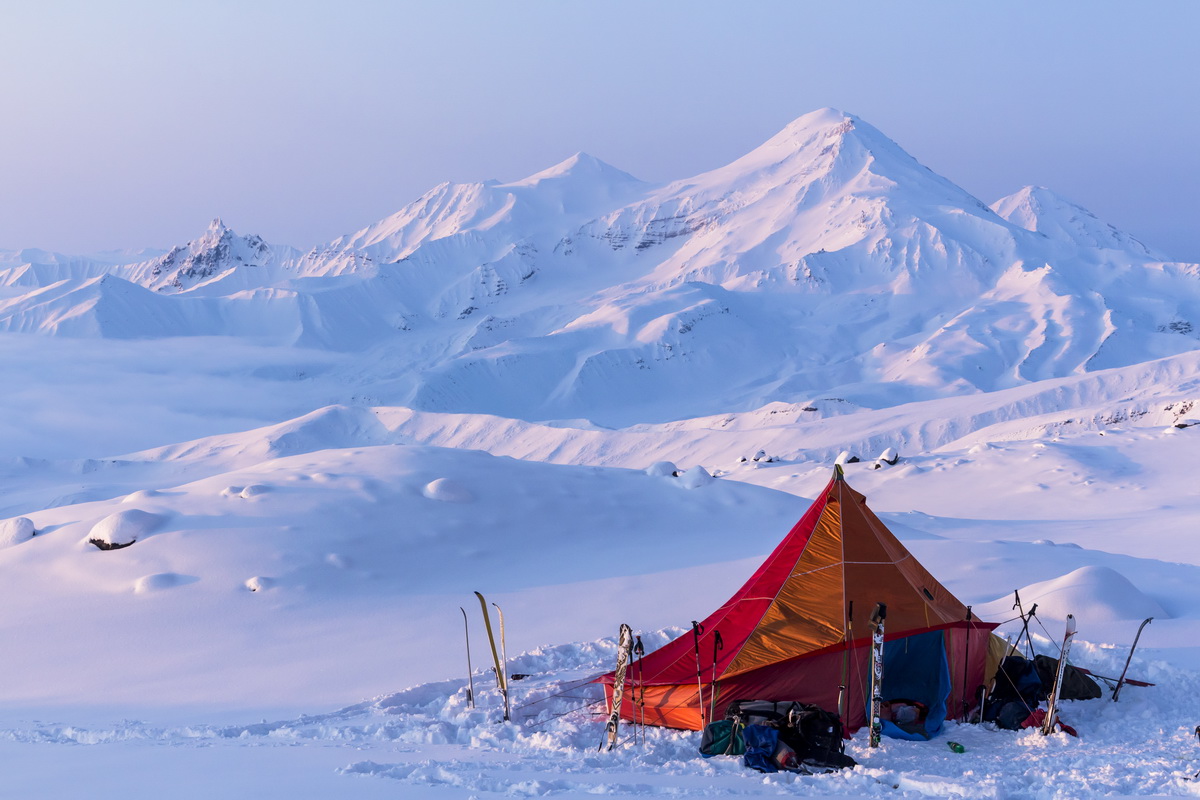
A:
[{"left": 1, "top": 108, "right": 1200, "bottom": 798}]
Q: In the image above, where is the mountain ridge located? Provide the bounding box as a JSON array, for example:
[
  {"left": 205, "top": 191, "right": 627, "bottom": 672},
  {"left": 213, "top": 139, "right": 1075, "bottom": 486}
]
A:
[{"left": 1, "top": 109, "right": 1197, "bottom": 424}]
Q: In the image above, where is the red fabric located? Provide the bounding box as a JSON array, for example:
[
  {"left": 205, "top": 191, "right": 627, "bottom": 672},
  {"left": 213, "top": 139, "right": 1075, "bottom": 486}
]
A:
[
  {"left": 607, "top": 479, "right": 832, "bottom": 688},
  {"left": 1020, "top": 709, "right": 1079, "bottom": 737},
  {"left": 943, "top": 624, "right": 996, "bottom": 721},
  {"left": 595, "top": 468, "right": 999, "bottom": 732}
]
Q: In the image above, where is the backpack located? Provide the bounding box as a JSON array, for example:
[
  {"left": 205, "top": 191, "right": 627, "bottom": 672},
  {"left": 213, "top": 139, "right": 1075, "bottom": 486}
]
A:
[
  {"left": 983, "top": 655, "right": 1045, "bottom": 730},
  {"left": 1033, "top": 654, "right": 1103, "bottom": 701},
  {"left": 699, "top": 718, "right": 745, "bottom": 757},
  {"left": 725, "top": 700, "right": 857, "bottom": 772},
  {"left": 741, "top": 724, "right": 783, "bottom": 772}
]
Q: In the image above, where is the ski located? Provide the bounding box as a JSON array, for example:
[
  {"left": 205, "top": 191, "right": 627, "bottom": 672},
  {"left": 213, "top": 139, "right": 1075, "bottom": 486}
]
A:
[
  {"left": 493, "top": 601, "right": 510, "bottom": 712},
  {"left": 459, "top": 606, "right": 475, "bottom": 709},
  {"left": 600, "top": 623, "right": 634, "bottom": 751},
  {"left": 868, "top": 602, "right": 887, "bottom": 748},
  {"left": 1112, "top": 617, "right": 1152, "bottom": 701},
  {"left": 473, "top": 591, "right": 509, "bottom": 721},
  {"left": 1041, "top": 614, "right": 1076, "bottom": 735}
]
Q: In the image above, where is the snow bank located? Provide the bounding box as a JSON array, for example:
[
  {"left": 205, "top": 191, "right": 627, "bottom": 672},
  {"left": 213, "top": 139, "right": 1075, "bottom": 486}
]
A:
[
  {"left": 679, "top": 465, "right": 714, "bottom": 488},
  {"left": 121, "top": 489, "right": 161, "bottom": 503},
  {"left": 86, "top": 509, "right": 164, "bottom": 550},
  {"left": 991, "top": 565, "right": 1165, "bottom": 623},
  {"left": 0, "top": 516, "right": 35, "bottom": 548},
  {"left": 645, "top": 461, "right": 679, "bottom": 477}
]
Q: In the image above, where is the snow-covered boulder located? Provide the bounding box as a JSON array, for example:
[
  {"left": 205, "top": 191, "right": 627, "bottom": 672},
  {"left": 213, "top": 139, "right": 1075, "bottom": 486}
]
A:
[
  {"left": 679, "top": 465, "right": 714, "bottom": 489},
  {"left": 240, "top": 484, "right": 269, "bottom": 498},
  {"left": 645, "top": 461, "right": 679, "bottom": 478},
  {"left": 834, "top": 451, "right": 859, "bottom": 466},
  {"left": 874, "top": 447, "right": 899, "bottom": 469},
  {"left": 422, "top": 478, "right": 473, "bottom": 503},
  {"left": 0, "top": 517, "right": 35, "bottom": 548},
  {"left": 87, "top": 509, "right": 164, "bottom": 550}
]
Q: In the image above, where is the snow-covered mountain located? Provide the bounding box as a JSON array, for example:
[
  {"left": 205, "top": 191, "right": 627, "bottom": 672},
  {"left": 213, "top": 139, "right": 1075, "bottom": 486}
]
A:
[
  {"left": 3, "top": 109, "right": 1200, "bottom": 797},
  {"left": 992, "top": 185, "right": 1164, "bottom": 259},
  {"left": 2, "top": 109, "right": 1197, "bottom": 424}
]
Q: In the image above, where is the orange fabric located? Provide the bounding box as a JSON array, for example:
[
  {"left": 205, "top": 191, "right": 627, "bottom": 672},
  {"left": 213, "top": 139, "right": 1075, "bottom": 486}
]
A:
[
  {"left": 597, "top": 468, "right": 996, "bottom": 733},
  {"left": 607, "top": 682, "right": 704, "bottom": 730},
  {"left": 724, "top": 499, "right": 846, "bottom": 676}
]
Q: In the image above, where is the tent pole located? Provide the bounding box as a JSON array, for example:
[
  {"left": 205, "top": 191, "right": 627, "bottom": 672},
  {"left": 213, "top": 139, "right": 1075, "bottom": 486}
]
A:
[
  {"left": 709, "top": 630, "right": 723, "bottom": 722},
  {"left": 838, "top": 600, "right": 853, "bottom": 725},
  {"left": 690, "top": 621, "right": 706, "bottom": 726},
  {"left": 961, "top": 606, "right": 973, "bottom": 721}
]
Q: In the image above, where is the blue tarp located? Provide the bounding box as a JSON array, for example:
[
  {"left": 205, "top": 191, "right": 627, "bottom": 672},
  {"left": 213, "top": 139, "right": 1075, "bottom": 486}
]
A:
[{"left": 873, "top": 629, "right": 952, "bottom": 741}]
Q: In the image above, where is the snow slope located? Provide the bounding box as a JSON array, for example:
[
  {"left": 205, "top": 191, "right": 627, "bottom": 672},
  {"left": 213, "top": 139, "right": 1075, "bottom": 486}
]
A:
[
  {"left": 2, "top": 108, "right": 1200, "bottom": 797},
  {"left": 3, "top": 109, "right": 1200, "bottom": 424}
]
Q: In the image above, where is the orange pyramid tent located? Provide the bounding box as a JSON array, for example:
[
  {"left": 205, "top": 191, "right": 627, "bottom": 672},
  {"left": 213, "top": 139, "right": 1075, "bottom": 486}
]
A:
[{"left": 600, "top": 465, "right": 995, "bottom": 736}]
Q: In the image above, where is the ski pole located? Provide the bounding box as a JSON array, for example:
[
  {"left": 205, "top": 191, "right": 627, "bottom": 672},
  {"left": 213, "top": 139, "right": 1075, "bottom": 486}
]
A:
[
  {"left": 1192, "top": 725, "right": 1199, "bottom": 780},
  {"left": 1113, "top": 617, "right": 1152, "bottom": 702},
  {"left": 633, "top": 635, "right": 645, "bottom": 745},
  {"left": 459, "top": 606, "right": 475, "bottom": 709},
  {"left": 709, "top": 630, "right": 723, "bottom": 722},
  {"left": 1015, "top": 602, "right": 1038, "bottom": 659},
  {"left": 691, "top": 621, "right": 706, "bottom": 725}
]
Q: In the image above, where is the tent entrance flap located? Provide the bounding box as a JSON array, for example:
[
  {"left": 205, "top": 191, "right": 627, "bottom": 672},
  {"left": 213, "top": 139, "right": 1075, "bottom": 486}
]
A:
[{"left": 876, "top": 630, "right": 952, "bottom": 741}]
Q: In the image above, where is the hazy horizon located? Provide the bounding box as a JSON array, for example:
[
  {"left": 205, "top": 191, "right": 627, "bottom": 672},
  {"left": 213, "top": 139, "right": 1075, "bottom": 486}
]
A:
[{"left": 3, "top": 0, "right": 1198, "bottom": 260}]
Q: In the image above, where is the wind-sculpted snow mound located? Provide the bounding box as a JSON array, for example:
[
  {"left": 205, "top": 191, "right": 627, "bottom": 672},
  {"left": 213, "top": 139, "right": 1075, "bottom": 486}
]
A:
[
  {"left": 0, "top": 516, "right": 35, "bottom": 548},
  {"left": 986, "top": 565, "right": 1166, "bottom": 624},
  {"left": 0, "top": 442, "right": 802, "bottom": 708}
]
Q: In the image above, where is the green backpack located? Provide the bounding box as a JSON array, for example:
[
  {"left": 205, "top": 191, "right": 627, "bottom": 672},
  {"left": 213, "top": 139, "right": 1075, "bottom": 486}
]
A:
[{"left": 699, "top": 719, "right": 746, "bottom": 757}]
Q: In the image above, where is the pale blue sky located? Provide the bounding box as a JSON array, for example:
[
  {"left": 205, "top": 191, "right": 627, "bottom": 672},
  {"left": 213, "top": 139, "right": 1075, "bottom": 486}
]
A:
[{"left": 2, "top": 0, "right": 1198, "bottom": 259}]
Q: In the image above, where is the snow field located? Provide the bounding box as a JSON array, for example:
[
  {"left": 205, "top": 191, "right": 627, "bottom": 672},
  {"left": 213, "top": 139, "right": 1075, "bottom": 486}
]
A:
[{"left": 0, "top": 108, "right": 1198, "bottom": 797}]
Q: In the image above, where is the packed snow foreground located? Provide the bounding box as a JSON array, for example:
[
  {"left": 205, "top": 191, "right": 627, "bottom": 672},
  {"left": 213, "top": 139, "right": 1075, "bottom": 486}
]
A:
[{"left": 2, "top": 109, "right": 1200, "bottom": 797}]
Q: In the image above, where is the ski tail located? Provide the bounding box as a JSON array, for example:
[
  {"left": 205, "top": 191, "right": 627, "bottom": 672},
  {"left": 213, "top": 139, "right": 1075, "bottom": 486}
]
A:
[
  {"left": 1041, "top": 614, "right": 1076, "bottom": 735},
  {"left": 474, "top": 591, "right": 509, "bottom": 721},
  {"left": 868, "top": 602, "right": 887, "bottom": 748},
  {"left": 601, "top": 624, "right": 634, "bottom": 751}
]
